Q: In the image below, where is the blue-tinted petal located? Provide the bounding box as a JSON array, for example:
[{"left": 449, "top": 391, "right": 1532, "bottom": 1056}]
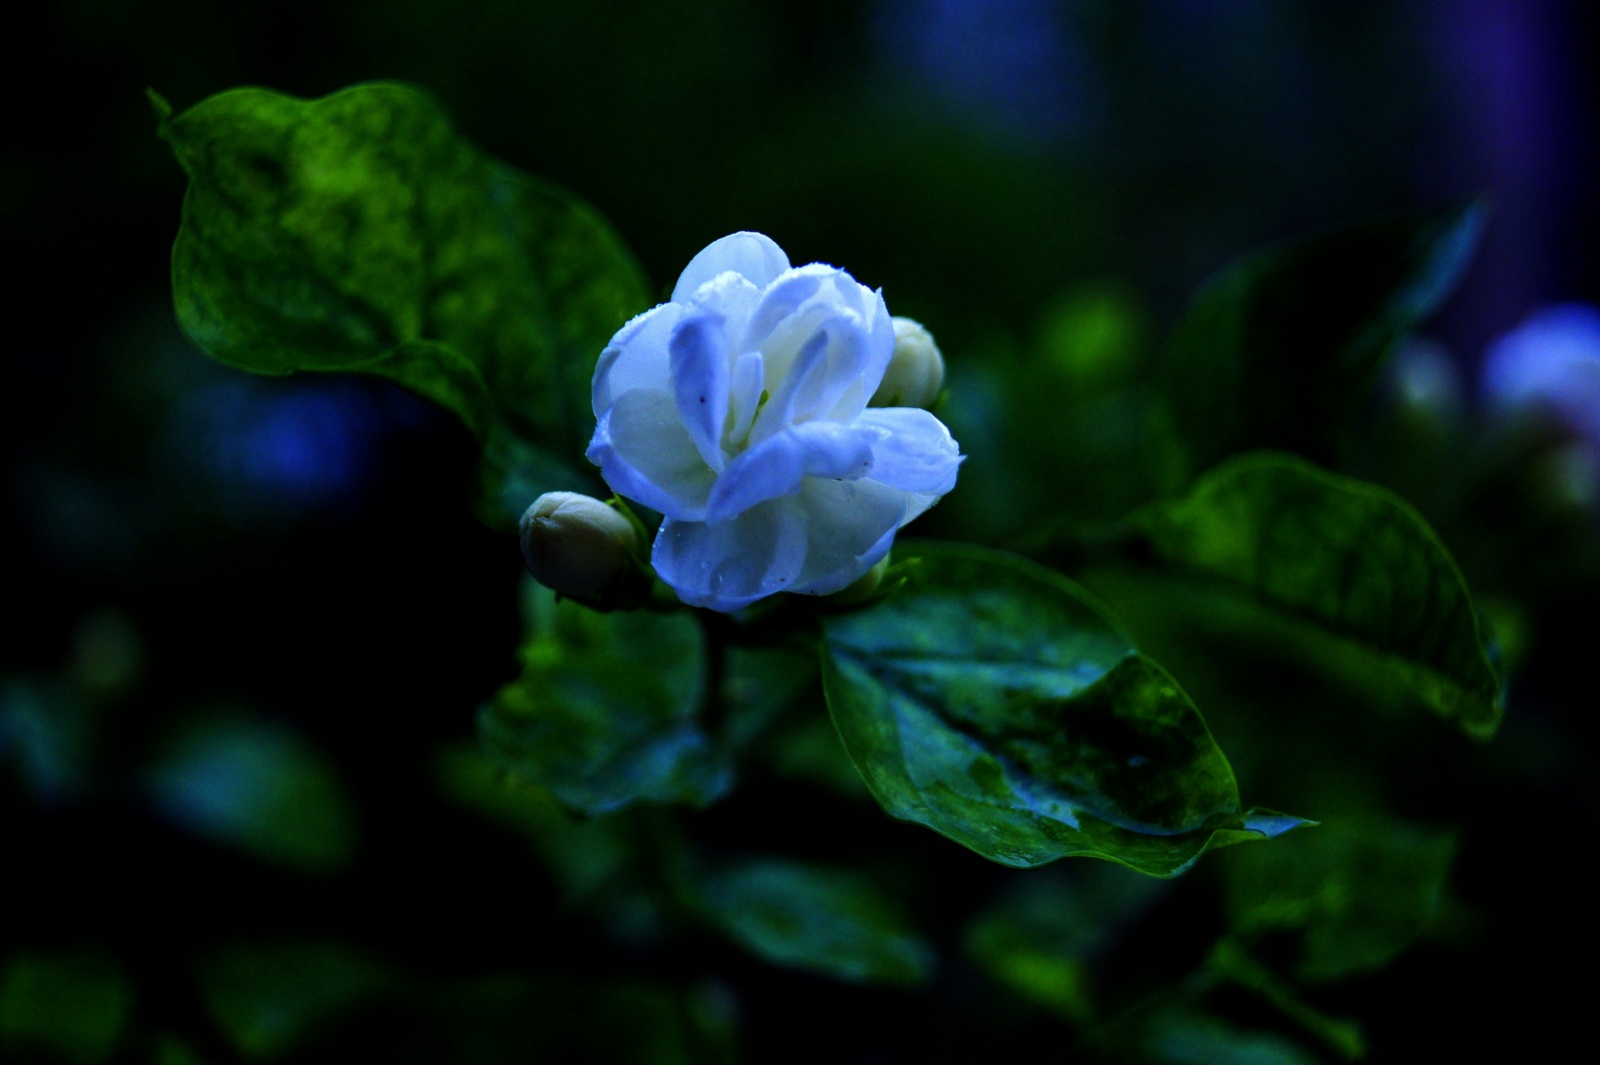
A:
[
  {"left": 653, "top": 501, "right": 809, "bottom": 612},
  {"left": 586, "top": 389, "right": 713, "bottom": 520},
  {"left": 670, "top": 314, "right": 731, "bottom": 472},
  {"left": 707, "top": 421, "right": 876, "bottom": 522},
  {"left": 854, "top": 408, "right": 963, "bottom": 495},
  {"left": 787, "top": 477, "right": 909, "bottom": 595},
  {"left": 592, "top": 302, "right": 687, "bottom": 418},
  {"left": 672, "top": 232, "right": 791, "bottom": 303}
]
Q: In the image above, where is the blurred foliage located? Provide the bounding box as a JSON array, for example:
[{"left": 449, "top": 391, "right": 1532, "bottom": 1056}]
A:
[{"left": 6, "top": 2, "right": 1599, "bottom": 1062}]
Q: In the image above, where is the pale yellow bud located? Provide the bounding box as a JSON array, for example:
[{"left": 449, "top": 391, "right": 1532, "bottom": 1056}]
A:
[
  {"left": 518, "top": 492, "right": 639, "bottom": 598},
  {"left": 870, "top": 317, "right": 946, "bottom": 409}
]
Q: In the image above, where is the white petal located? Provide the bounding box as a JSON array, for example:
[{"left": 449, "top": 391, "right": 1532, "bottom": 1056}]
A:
[
  {"left": 670, "top": 314, "right": 730, "bottom": 472},
  {"left": 680, "top": 270, "right": 761, "bottom": 343},
  {"left": 725, "top": 350, "right": 766, "bottom": 448},
  {"left": 749, "top": 314, "right": 873, "bottom": 445},
  {"left": 787, "top": 477, "right": 909, "bottom": 595},
  {"left": 653, "top": 501, "right": 809, "bottom": 612},
  {"left": 706, "top": 421, "right": 876, "bottom": 522},
  {"left": 743, "top": 266, "right": 828, "bottom": 351},
  {"left": 853, "top": 408, "right": 963, "bottom": 495},
  {"left": 824, "top": 288, "right": 897, "bottom": 422},
  {"left": 591, "top": 302, "right": 687, "bottom": 418},
  {"left": 586, "top": 389, "right": 714, "bottom": 520},
  {"left": 672, "top": 232, "right": 791, "bottom": 303}
]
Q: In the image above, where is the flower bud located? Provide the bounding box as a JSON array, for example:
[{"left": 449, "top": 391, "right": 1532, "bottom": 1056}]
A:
[
  {"left": 518, "top": 492, "right": 639, "bottom": 598},
  {"left": 870, "top": 317, "right": 946, "bottom": 409}
]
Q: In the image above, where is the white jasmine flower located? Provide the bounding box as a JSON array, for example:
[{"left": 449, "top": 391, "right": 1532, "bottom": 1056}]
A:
[{"left": 586, "top": 232, "right": 962, "bottom": 612}]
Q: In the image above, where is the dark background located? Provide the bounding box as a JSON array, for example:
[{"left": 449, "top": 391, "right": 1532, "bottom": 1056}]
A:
[{"left": 4, "top": 1, "right": 1597, "bottom": 1061}]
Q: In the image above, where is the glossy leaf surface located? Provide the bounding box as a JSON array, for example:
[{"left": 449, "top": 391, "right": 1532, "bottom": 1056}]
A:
[
  {"left": 1162, "top": 199, "right": 1484, "bottom": 476},
  {"left": 157, "top": 83, "right": 649, "bottom": 526},
  {"left": 1135, "top": 452, "right": 1502, "bottom": 737},
  {"left": 820, "top": 544, "right": 1305, "bottom": 876},
  {"left": 480, "top": 581, "right": 727, "bottom": 815}
]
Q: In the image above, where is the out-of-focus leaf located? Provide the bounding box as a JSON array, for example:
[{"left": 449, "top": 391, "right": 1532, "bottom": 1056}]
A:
[
  {"left": 480, "top": 580, "right": 727, "bottom": 815},
  {"left": 1136, "top": 1008, "right": 1323, "bottom": 1065},
  {"left": 0, "top": 949, "right": 130, "bottom": 1065},
  {"left": 694, "top": 858, "right": 935, "bottom": 985},
  {"left": 820, "top": 543, "right": 1307, "bottom": 876},
  {"left": 0, "top": 680, "right": 92, "bottom": 804},
  {"left": 1162, "top": 199, "right": 1485, "bottom": 477},
  {"left": 199, "top": 941, "right": 390, "bottom": 1060},
  {"left": 419, "top": 975, "right": 737, "bottom": 1065},
  {"left": 146, "top": 716, "right": 357, "bottom": 872},
  {"left": 435, "top": 743, "right": 641, "bottom": 910},
  {"left": 965, "top": 862, "right": 1167, "bottom": 1022},
  {"left": 155, "top": 82, "right": 649, "bottom": 527},
  {"left": 1223, "top": 817, "right": 1456, "bottom": 982},
  {"left": 1134, "top": 451, "right": 1503, "bottom": 737}
]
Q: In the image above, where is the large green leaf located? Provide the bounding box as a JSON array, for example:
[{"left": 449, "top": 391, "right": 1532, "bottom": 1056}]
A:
[
  {"left": 480, "top": 580, "right": 728, "bottom": 815},
  {"left": 1161, "top": 199, "right": 1484, "bottom": 477},
  {"left": 1134, "top": 452, "right": 1502, "bottom": 737},
  {"left": 155, "top": 82, "right": 650, "bottom": 526},
  {"left": 694, "top": 858, "right": 936, "bottom": 985},
  {"left": 820, "top": 544, "right": 1305, "bottom": 876}
]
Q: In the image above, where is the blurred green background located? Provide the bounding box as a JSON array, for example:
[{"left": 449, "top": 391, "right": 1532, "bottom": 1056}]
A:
[{"left": 4, "top": 1, "right": 1598, "bottom": 1061}]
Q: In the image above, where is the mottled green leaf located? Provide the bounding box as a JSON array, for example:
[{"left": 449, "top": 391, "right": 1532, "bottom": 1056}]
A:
[
  {"left": 694, "top": 858, "right": 935, "bottom": 985},
  {"left": 480, "top": 580, "right": 727, "bottom": 815},
  {"left": 1162, "top": 199, "right": 1484, "bottom": 477},
  {"left": 156, "top": 82, "right": 649, "bottom": 527},
  {"left": 820, "top": 543, "right": 1306, "bottom": 876},
  {"left": 1223, "top": 817, "right": 1456, "bottom": 982},
  {"left": 1135, "top": 452, "right": 1502, "bottom": 737}
]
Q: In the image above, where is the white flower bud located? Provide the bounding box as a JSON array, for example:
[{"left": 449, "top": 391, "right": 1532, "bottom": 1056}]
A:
[
  {"left": 870, "top": 317, "right": 946, "bottom": 409},
  {"left": 518, "top": 492, "right": 639, "bottom": 598}
]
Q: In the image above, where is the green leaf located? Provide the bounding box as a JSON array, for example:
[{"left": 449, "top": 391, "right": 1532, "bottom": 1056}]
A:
[
  {"left": 1222, "top": 817, "right": 1456, "bottom": 983},
  {"left": 145, "top": 716, "right": 358, "bottom": 873},
  {"left": 199, "top": 942, "right": 390, "bottom": 1060},
  {"left": 965, "top": 862, "right": 1168, "bottom": 1022},
  {"left": 820, "top": 543, "right": 1307, "bottom": 876},
  {"left": 0, "top": 949, "right": 130, "bottom": 1065},
  {"left": 1136, "top": 1007, "right": 1324, "bottom": 1065},
  {"left": 693, "top": 858, "right": 936, "bottom": 985},
  {"left": 479, "top": 580, "right": 728, "bottom": 815},
  {"left": 156, "top": 82, "right": 650, "bottom": 527},
  {"left": 1134, "top": 452, "right": 1503, "bottom": 737},
  {"left": 1162, "top": 199, "right": 1485, "bottom": 477}
]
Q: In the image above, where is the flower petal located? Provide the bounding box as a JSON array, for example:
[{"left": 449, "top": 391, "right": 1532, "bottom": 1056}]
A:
[
  {"left": 679, "top": 270, "right": 761, "bottom": 344},
  {"left": 706, "top": 421, "right": 877, "bottom": 522},
  {"left": 787, "top": 477, "right": 909, "bottom": 595},
  {"left": 653, "top": 500, "right": 809, "bottom": 611},
  {"left": 670, "top": 314, "right": 731, "bottom": 473},
  {"left": 824, "top": 288, "right": 897, "bottom": 422},
  {"left": 854, "top": 407, "right": 963, "bottom": 495},
  {"left": 591, "top": 302, "right": 688, "bottom": 418},
  {"left": 586, "top": 389, "right": 714, "bottom": 520},
  {"left": 672, "top": 232, "right": 791, "bottom": 303}
]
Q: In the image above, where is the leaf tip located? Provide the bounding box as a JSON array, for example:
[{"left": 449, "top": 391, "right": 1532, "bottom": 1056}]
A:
[
  {"left": 1241, "top": 809, "right": 1316, "bottom": 839},
  {"left": 147, "top": 87, "right": 174, "bottom": 136}
]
